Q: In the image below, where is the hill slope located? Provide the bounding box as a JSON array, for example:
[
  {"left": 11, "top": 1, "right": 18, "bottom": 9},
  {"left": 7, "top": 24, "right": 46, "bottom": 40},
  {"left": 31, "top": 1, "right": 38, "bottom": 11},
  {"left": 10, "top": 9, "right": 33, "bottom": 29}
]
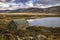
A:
[{"left": 0, "top": 6, "right": 60, "bottom": 13}]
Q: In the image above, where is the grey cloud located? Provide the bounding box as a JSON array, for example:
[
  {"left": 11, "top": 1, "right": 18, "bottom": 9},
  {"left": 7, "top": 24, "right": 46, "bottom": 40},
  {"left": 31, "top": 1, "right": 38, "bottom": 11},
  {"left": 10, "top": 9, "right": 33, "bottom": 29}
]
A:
[
  {"left": 19, "top": 0, "right": 28, "bottom": 2},
  {"left": 33, "top": 0, "right": 60, "bottom": 5},
  {"left": 15, "top": 0, "right": 29, "bottom": 3},
  {"left": 0, "top": 0, "right": 60, "bottom": 10},
  {"left": 12, "top": 0, "right": 60, "bottom": 6}
]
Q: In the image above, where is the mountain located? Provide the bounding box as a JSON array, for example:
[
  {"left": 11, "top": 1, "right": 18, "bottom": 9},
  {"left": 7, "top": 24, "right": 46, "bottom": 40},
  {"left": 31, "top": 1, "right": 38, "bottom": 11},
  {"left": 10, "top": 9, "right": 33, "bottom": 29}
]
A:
[
  {"left": 16, "top": 6, "right": 60, "bottom": 13},
  {"left": 0, "top": 6, "right": 60, "bottom": 13}
]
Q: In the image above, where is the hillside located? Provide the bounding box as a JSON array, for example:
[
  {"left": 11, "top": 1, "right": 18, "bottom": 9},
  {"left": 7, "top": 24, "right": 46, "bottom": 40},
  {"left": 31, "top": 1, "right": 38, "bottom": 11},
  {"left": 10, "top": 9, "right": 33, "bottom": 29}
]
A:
[{"left": 0, "top": 6, "right": 60, "bottom": 13}]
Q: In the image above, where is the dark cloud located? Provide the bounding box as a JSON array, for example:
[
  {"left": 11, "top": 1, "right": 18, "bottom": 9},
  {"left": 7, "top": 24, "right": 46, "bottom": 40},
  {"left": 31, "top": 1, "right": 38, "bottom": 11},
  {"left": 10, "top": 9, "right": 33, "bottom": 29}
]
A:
[
  {"left": 15, "top": 0, "right": 29, "bottom": 3},
  {"left": 0, "top": 0, "right": 60, "bottom": 10},
  {"left": 33, "top": 0, "right": 60, "bottom": 5},
  {"left": 19, "top": 0, "right": 60, "bottom": 8},
  {"left": 14, "top": 0, "right": 60, "bottom": 5},
  {"left": 20, "top": 0, "right": 28, "bottom": 2}
]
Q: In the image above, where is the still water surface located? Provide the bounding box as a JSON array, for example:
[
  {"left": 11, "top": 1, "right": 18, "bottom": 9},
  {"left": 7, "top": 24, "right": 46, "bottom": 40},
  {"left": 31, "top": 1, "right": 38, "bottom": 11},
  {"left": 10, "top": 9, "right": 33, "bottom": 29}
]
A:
[{"left": 27, "top": 17, "right": 60, "bottom": 27}]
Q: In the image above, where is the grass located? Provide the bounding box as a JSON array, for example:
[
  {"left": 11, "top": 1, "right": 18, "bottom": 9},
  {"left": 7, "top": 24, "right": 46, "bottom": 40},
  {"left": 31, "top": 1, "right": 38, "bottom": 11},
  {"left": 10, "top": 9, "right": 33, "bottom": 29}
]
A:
[{"left": 0, "top": 13, "right": 60, "bottom": 40}]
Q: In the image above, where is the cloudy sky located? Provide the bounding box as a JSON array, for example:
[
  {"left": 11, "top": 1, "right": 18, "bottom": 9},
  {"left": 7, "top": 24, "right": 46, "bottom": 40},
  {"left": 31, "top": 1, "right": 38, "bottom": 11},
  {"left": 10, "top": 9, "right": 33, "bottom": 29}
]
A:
[
  {"left": 0, "top": 0, "right": 60, "bottom": 10},
  {"left": 15, "top": 0, "right": 60, "bottom": 6},
  {"left": 16, "top": 0, "right": 60, "bottom": 5},
  {"left": 13, "top": 0, "right": 60, "bottom": 8}
]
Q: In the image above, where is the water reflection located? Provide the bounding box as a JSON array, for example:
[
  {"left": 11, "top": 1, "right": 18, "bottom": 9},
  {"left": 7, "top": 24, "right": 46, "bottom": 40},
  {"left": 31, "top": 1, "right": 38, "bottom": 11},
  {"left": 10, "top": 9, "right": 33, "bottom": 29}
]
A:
[{"left": 27, "top": 17, "right": 60, "bottom": 27}]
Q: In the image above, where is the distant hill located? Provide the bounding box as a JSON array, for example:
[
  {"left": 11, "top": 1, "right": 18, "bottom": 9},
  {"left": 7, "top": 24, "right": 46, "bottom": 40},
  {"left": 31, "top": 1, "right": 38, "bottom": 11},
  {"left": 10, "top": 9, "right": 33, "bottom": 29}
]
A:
[{"left": 0, "top": 6, "right": 60, "bottom": 13}]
